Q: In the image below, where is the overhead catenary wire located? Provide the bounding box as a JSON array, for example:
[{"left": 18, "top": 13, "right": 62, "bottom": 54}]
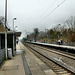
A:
[
  {"left": 20, "top": 0, "right": 66, "bottom": 38},
  {"left": 22, "top": 0, "right": 65, "bottom": 30},
  {"left": 31, "top": 0, "right": 58, "bottom": 26},
  {"left": 20, "top": 0, "right": 58, "bottom": 34},
  {"left": 34, "top": 0, "right": 66, "bottom": 27}
]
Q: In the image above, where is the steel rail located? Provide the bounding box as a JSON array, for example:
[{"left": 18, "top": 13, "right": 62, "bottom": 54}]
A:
[{"left": 24, "top": 43, "right": 75, "bottom": 74}]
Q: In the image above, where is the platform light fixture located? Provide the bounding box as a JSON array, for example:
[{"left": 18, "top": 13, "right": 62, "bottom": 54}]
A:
[{"left": 13, "top": 18, "right": 17, "bottom": 56}]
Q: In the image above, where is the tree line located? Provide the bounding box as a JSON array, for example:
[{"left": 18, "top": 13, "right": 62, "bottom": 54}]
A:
[{"left": 23, "top": 16, "right": 75, "bottom": 43}]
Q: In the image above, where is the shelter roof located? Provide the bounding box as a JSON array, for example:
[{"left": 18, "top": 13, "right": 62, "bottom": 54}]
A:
[{"left": 0, "top": 31, "right": 21, "bottom": 37}]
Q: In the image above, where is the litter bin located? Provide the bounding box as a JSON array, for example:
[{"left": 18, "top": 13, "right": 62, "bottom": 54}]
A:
[{"left": 7, "top": 48, "right": 12, "bottom": 58}]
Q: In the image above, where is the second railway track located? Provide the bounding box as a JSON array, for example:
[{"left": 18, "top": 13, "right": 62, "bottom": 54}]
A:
[{"left": 22, "top": 42, "right": 75, "bottom": 75}]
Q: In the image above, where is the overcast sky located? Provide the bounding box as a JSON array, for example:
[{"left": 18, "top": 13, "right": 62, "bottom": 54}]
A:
[{"left": 0, "top": 0, "right": 75, "bottom": 39}]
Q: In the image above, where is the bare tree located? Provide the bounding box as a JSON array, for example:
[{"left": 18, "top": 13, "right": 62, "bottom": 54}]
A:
[
  {"left": 66, "top": 16, "right": 75, "bottom": 31},
  {"left": 0, "top": 16, "right": 4, "bottom": 25},
  {"left": 0, "top": 16, "right": 5, "bottom": 32}
]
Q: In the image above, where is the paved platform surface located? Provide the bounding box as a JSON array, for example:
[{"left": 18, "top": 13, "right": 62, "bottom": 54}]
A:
[
  {"left": 0, "top": 42, "right": 56, "bottom": 75},
  {"left": 0, "top": 44, "right": 25, "bottom": 75},
  {"left": 20, "top": 42, "right": 56, "bottom": 75},
  {"left": 33, "top": 42, "right": 75, "bottom": 50}
]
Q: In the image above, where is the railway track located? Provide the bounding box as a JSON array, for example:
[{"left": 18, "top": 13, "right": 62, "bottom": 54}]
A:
[
  {"left": 22, "top": 42, "right": 75, "bottom": 75},
  {"left": 30, "top": 43, "right": 75, "bottom": 60}
]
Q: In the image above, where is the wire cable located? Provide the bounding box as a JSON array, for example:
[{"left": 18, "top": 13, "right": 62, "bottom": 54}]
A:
[
  {"left": 34, "top": 0, "right": 66, "bottom": 27},
  {"left": 31, "top": 0, "right": 57, "bottom": 26}
]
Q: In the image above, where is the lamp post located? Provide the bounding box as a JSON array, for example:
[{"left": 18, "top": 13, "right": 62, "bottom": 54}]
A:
[
  {"left": 13, "top": 18, "right": 17, "bottom": 31},
  {"left": 58, "top": 24, "right": 61, "bottom": 31},
  {"left": 58, "top": 24, "right": 62, "bottom": 39},
  {"left": 14, "top": 26, "right": 17, "bottom": 32},
  {"left": 13, "top": 18, "right": 17, "bottom": 56},
  {"left": 45, "top": 28, "right": 49, "bottom": 38},
  {"left": 5, "top": 0, "right": 7, "bottom": 59}
]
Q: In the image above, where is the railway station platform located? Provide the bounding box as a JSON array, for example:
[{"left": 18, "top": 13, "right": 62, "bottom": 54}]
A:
[
  {"left": 0, "top": 43, "right": 25, "bottom": 75},
  {"left": 0, "top": 42, "right": 56, "bottom": 75}
]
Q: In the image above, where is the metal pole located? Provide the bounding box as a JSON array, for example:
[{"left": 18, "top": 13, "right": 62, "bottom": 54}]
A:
[
  {"left": 13, "top": 19, "right": 14, "bottom": 56},
  {"left": 5, "top": 0, "right": 7, "bottom": 59},
  {"left": 13, "top": 18, "right": 16, "bottom": 56}
]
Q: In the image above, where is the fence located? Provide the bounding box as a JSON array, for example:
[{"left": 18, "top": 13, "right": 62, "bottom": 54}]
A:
[{"left": 0, "top": 49, "right": 5, "bottom": 65}]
